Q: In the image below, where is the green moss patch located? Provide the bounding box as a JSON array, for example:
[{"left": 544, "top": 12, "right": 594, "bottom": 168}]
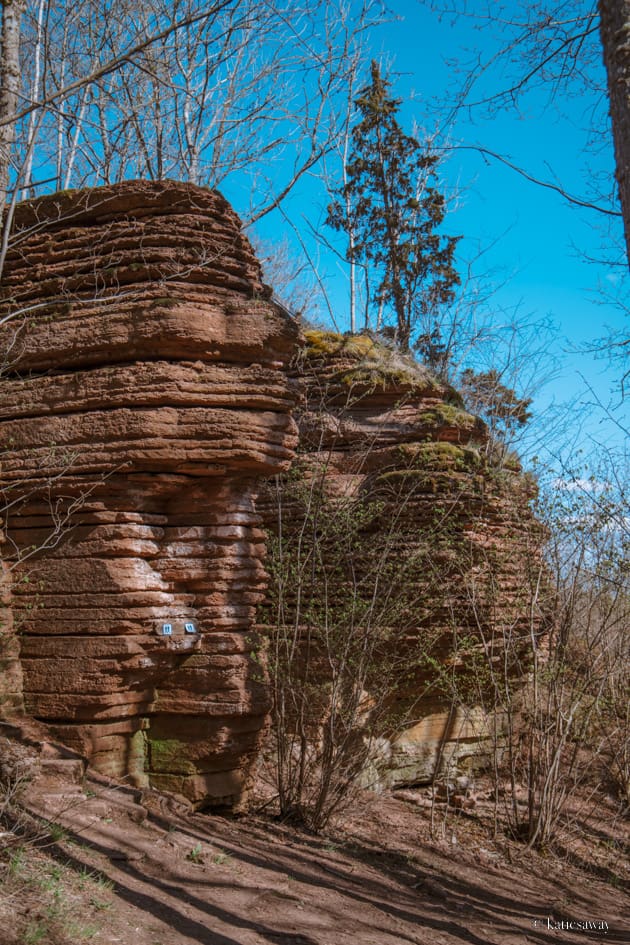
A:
[
  {"left": 148, "top": 736, "right": 196, "bottom": 775},
  {"left": 419, "top": 403, "right": 481, "bottom": 434},
  {"left": 393, "top": 441, "right": 485, "bottom": 472}
]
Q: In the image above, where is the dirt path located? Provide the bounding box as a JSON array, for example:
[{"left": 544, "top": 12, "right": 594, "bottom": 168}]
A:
[{"left": 13, "top": 766, "right": 629, "bottom": 945}]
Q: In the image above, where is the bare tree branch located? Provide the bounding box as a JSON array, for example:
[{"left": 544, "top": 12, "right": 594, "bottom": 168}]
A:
[
  {"left": 0, "top": 0, "right": 237, "bottom": 130},
  {"left": 436, "top": 143, "right": 623, "bottom": 216}
]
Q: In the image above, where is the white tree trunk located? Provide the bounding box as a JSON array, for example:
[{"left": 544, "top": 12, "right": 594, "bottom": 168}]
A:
[
  {"left": 0, "top": 0, "right": 27, "bottom": 210},
  {"left": 21, "top": 0, "right": 46, "bottom": 198}
]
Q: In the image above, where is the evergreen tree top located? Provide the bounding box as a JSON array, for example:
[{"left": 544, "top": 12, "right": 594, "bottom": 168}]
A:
[{"left": 327, "top": 60, "right": 459, "bottom": 352}]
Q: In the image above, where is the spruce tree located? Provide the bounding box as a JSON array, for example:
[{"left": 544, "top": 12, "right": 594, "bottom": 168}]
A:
[{"left": 327, "top": 60, "right": 460, "bottom": 351}]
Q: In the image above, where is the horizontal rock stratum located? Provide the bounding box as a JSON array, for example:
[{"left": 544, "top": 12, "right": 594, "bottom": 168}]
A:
[{"left": 0, "top": 180, "right": 298, "bottom": 807}]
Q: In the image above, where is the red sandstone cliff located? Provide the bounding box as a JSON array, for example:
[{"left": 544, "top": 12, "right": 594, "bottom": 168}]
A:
[
  {"left": 0, "top": 183, "right": 544, "bottom": 804},
  {"left": 0, "top": 181, "right": 298, "bottom": 807}
]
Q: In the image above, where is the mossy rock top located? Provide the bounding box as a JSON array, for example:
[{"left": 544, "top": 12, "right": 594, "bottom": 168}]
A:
[
  {"left": 395, "top": 441, "right": 483, "bottom": 470},
  {"left": 301, "top": 329, "right": 447, "bottom": 394}
]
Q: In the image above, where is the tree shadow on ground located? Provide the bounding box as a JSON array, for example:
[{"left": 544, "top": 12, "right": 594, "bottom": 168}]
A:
[
  {"left": 141, "top": 808, "right": 629, "bottom": 945},
  {"left": 32, "top": 831, "right": 319, "bottom": 945},
  {"left": 22, "top": 802, "right": 628, "bottom": 945}
]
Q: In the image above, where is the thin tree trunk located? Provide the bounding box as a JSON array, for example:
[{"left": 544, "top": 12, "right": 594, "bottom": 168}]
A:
[
  {"left": 599, "top": 0, "right": 630, "bottom": 264},
  {"left": 341, "top": 68, "right": 358, "bottom": 333},
  {"left": 21, "top": 0, "right": 46, "bottom": 199},
  {"left": 0, "top": 0, "right": 27, "bottom": 217}
]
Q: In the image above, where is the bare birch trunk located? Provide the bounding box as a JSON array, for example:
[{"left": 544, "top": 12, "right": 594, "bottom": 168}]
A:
[
  {"left": 0, "top": 0, "right": 26, "bottom": 217},
  {"left": 599, "top": 0, "right": 630, "bottom": 264},
  {"left": 21, "top": 0, "right": 46, "bottom": 198}
]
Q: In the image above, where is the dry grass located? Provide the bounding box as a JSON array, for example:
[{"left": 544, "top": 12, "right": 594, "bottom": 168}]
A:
[
  {"left": 0, "top": 739, "right": 113, "bottom": 945},
  {"left": 0, "top": 842, "right": 113, "bottom": 945}
]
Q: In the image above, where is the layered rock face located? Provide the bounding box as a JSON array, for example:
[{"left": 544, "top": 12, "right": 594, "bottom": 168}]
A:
[
  {"left": 261, "top": 331, "right": 543, "bottom": 786},
  {"left": 0, "top": 528, "right": 23, "bottom": 717},
  {"left": 0, "top": 181, "right": 298, "bottom": 807}
]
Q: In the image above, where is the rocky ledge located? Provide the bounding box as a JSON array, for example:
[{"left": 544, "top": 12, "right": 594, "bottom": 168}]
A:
[{"left": 260, "top": 330, "right": 545, "bottom": 786}]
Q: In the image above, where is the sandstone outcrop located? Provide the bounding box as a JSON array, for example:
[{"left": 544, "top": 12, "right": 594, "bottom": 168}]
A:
[
  {"left": 0, "top": 529, "right": 23, "bottom": 717},
  {"left": 0, "top": 181, "right": 298, "bottom": 807},
  {"left": 260, "top": 331, "right": 543, "bottom": 786}
]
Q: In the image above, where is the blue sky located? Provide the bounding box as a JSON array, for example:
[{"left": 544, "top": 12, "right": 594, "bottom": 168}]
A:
[{"left": 252, "top": 1, "right": 628, "bottom": 465}]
